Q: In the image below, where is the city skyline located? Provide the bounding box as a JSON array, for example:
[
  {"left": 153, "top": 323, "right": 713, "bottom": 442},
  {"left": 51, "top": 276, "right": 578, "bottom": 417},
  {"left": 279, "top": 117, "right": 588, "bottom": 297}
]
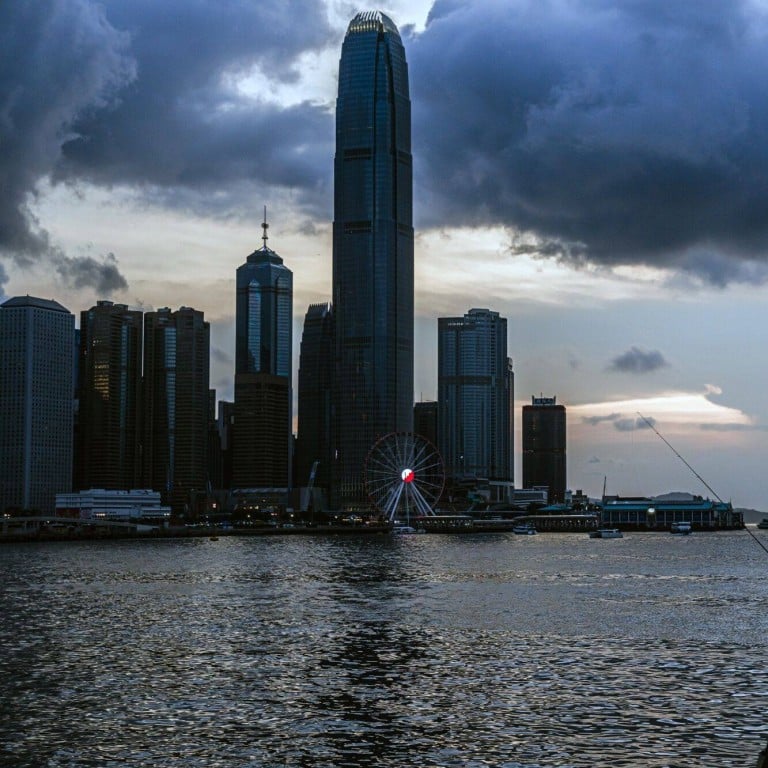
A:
[{"left": 2, "top": 1, "right": 768, "bottom": 507}]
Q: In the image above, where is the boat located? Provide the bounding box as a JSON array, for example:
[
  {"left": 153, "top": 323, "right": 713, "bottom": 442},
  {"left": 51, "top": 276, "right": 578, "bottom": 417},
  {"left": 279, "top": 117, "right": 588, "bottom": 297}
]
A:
[
  {"left": 589, "top": 528, "right": 623, "bottom": 539},
  {"left": 670, "top": 521, "right": 692, "bottom": 535},
  {"left": 758, "top": 519, "right": 768, "bottom": 530},
  {"left": 512, "top": 522, "right": 537, "bottom": 535},
  {"left": 392, "top": 523, "right": 418, "bottom": 535}
]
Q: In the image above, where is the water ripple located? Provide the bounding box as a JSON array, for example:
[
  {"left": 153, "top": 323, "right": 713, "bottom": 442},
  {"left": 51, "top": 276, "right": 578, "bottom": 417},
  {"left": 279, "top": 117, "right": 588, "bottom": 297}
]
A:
[{"left": 0, "top": 532, "right": 766, "bottom": 766}]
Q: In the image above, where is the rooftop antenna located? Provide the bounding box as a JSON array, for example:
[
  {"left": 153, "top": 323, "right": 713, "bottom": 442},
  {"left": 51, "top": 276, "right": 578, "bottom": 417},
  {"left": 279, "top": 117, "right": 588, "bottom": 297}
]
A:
[
  {"left": 261, "top": 205, "right": 269, "bottom": 248},
  {"left": 636, "top": 412, "right": 723, "bottom": 503}
]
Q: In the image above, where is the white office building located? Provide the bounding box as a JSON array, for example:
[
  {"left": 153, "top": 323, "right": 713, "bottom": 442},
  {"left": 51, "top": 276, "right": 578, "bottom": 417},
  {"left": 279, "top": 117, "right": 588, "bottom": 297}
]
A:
[{"left": 56, "top": 488, "right": 171, "bottom": 523}]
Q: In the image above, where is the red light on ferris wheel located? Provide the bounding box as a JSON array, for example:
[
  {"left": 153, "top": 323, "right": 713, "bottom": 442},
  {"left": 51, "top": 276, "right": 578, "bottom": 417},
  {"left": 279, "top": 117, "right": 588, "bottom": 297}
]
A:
[{"left": 401, "top": 468, "right": 414, "bottom": 483}]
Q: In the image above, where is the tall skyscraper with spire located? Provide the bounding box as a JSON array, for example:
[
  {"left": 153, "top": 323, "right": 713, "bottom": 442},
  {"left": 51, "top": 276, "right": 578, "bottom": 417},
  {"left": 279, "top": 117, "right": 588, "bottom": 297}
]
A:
[
  {"left": 332, "top": 11, "right": 413, "bottom": 506},
  {"left": 233, "top": 212, "right": 293, "bottom": 488}
]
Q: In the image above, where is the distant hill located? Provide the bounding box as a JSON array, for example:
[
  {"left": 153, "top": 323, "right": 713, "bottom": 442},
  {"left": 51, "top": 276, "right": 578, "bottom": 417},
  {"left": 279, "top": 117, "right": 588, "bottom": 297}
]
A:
[
  {"left": 653, "top": 491, "right": 697, "bottom": 501},
  {"left": 736, "top": 508, "right": 766, "bottom": 524}
]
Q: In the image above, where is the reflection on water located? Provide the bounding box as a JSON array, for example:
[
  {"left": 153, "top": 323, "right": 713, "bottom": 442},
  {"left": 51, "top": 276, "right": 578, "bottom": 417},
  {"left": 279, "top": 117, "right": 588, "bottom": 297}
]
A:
[{"left": 1, "top": 531, "right": 767, "bottom": 766}]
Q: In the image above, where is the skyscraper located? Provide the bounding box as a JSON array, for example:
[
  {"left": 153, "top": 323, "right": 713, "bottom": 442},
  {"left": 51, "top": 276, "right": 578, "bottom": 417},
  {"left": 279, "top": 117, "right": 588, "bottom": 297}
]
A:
[
  {"left": 76, "top": 301, "right": 143, "bottom": 490},
  {"left": 142, "top": 306, "right": 210, "bottom": 515},
  {"left": 332, "top": 11, "right": 413, "bottom": 506},
  {"left": 522, "top": 396, "right": 567, "bottom": 504},
  {"left": 414, "top": 401, "right": 438, "bottom": 449},
  {"left": 296, "top": 302, "right": 334, "bottom": 494},
  {"left": 438, "top": 308, "right": 514, "bottom": 485},
  {"left": 0, "top": 296, "right": 74, "bottom": 514},
  {"left": 233, "top": 217, "right": 293, "bottom": 488}
]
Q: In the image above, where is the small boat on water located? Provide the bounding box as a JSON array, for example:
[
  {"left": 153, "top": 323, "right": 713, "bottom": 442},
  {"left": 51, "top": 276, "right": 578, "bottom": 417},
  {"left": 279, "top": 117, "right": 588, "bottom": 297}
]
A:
[
  {"left": 758, "top": 519, "right": 768, "bottom": 530},
  {"left": 512, "top": 522, "right": 537, "bottom": 535},
  {"left": 392, "top": 521, "right": 423, "bottom": 534},
  {"left": 670, "top": 521, "right": 692, "bottom": 535},
  {"left": 589, "top": 528, "right": 623, "bottom": 539}
]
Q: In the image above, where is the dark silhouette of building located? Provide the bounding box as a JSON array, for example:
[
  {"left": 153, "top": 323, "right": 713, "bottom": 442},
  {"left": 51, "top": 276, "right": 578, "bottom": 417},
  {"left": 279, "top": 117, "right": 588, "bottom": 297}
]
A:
[
  {"left": 414, "top": 401, "right": 438, "bottom": 448},
  {"left": 207, "top": 389, "right": 222, "bottom": 491},
  {"left": 217, "top": 400, "right": 234, "bottom": 490},
  {"left": 296, "top": 302, "right": 333, "bottom": 494},
  {"left": 142, "top": 307, "right": 210, "bottom": 516},
  {"left": 233, "top": 374, "right": 290, "bottom": 488},
  {"left": 332, "top": 11, "right": 413, "bottom": 507},
  {"left": 438, "top": 309, "right": 514, "bottom": 485},
  {"left": 522, "top": 396, "right": 567, "bottom": 504},
  {"left": 0, "top": 296, "right": 74, "bottom": 514},
  {"left": 233, "top": 215, "right": 292, "bottom": 489},
  {"left": 76, "top": 301, "right": 142, "bottom": 491}
]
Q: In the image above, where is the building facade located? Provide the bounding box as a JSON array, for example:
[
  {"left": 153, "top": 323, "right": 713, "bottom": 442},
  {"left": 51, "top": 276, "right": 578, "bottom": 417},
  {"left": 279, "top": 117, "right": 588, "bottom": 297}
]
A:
[
  {"left": 295, "top": 302, "right": 334, "bottom": 494},
  {"left": 438, "top": 308, "right": 514, "bottom": 485},
  {"left": 142, "top": 307, "right": 210, "bottom": 516},
  {"left": 332, "top": 11, "right": 414, "bottom": 506},
  {"left": 233, "top": 373, "right": 290, "bottom": 488},
  {"left": 233, "top": 219, "right": 293, "bottom": 489},
  {"left": 414, "top": 401, "right": 438, "bottom": 449},
  {"left": 56, "top": 488, "right": 170, "bottom": 524},
  {"left": 599, "top": 496, "right": 741, "bottom": 530},
  {"left": 0, "top": 296, "right": 74, "bottom": 514},
  {"left": 76, "top": 301, "right": 143, "bottom": 490},
  {"left": 522, "top": 396, "right": 567, "bottom": 504}
]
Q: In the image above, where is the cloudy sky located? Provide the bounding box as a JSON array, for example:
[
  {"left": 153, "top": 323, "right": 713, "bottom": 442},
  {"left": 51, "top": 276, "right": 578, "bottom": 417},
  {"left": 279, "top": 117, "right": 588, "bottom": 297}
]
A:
[{"left": 3, "top": 0, "right": 768, "bottom": 507}]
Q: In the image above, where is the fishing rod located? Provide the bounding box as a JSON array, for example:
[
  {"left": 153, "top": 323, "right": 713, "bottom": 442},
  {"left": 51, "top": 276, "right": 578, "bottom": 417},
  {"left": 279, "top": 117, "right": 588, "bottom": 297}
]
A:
[
  {"left": 638, "top": 412, "right": 768, "bottom": 765},
  {"left": 637, "top": 412, "right": 768, "bottom": 557},
  {"left": 636, "top": 412, "right": 723, "bottom": 502}
]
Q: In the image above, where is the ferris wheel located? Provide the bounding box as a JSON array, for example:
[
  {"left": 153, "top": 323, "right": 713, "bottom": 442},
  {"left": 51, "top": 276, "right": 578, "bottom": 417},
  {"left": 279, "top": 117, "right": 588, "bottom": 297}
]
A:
[{"left": 364, "top": 432, "right": 445, "bottom": 522}]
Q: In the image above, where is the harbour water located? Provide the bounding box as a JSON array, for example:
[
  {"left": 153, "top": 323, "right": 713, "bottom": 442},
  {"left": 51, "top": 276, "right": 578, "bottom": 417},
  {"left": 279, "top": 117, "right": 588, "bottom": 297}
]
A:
[{"left": 1, "top": 529, "right": 767, "bottom": 767}]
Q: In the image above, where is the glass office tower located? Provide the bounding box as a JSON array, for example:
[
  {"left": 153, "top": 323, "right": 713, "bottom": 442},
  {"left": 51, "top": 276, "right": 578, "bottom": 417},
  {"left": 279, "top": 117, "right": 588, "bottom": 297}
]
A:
[
  {"left": 77, "top": 301, "right": 143, "bottom": 491},
  {"left": 235, "top": 221, "right": 292, "bottom": 380},
  {"left": 143, "top": 307, "right": 210, "bottom": 516},
  {"left": 438, "top": 309, "right": 514, "bottom": 485},
  {"left": 296, "top": 303, "right": 334, "bottom": 495},
  {"left": 0, "top": 296, "right": 74, "bottom": 514},
  {"left": 233, "top": 220, "right": 293, "bottom": 488},
  {"left": 332, "top": 11, "right": 414, "bottom": 506}
]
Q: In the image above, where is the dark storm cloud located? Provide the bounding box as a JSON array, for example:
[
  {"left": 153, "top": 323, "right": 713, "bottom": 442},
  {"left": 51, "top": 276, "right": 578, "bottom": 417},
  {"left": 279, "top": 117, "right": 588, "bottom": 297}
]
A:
[
  {"left": 211, "top": 347, "right": 233, "bottom": 366},
  {"left": 12, "top": 0, "right": 768, "bottom": 289},
  {"left": 410, "top": 0, "right": 768, "bottom": 284},
  {"left": 55, "top": 1, "right": 335, "bottom": 207},
  {"left": 608, "top": 347, "right": 669, "bottom": 374},
  {"left": 583, "top": 412, "right": 655, "bottom": 431},
  {"left": 583, "top": 413, "right": 622, "bottom": 426},
  {"left": 614, "top": 416, "right": 655, "bottom": 432},
  {"left": 55, "top": 252, "right": 128, "bottom": 295},
  {"left": 0, "top": 0, "right": 334, "bottom": 273},
  {"left": 0, "top": 0, "right": 135, "bottom": 262}
]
